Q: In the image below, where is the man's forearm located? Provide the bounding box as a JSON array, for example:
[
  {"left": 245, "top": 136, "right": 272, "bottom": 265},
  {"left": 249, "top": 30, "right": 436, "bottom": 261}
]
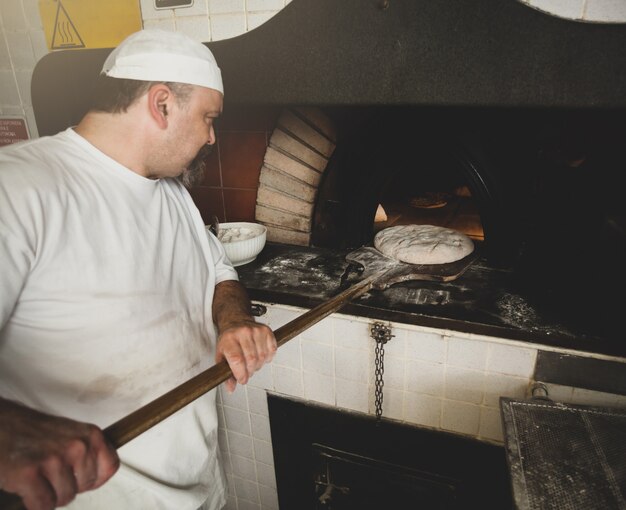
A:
[{"left": 212, "top": 280, "right": 254, "bottom": 333}]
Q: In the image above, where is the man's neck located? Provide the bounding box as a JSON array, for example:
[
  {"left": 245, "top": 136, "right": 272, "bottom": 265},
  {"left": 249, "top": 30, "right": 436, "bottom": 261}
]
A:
[{"left": 74, "top": 111, "right": 151, "bottom": 178}]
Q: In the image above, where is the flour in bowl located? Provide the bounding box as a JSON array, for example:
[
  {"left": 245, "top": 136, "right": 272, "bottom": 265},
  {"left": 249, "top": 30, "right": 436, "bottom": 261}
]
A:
[{"left": 218, "top": 226, "right": 259, "bottom": 243}]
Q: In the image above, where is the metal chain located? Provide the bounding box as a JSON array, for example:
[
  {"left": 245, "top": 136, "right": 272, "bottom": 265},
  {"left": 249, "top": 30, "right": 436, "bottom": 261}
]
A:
[{"left": 371, "top": 322, "right": 394, "bottom": 423}]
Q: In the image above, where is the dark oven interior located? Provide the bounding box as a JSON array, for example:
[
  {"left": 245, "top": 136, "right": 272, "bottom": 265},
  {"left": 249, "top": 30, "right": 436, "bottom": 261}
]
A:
[{"left": 310, "top": 104, "right": 626, "bottom": 309}]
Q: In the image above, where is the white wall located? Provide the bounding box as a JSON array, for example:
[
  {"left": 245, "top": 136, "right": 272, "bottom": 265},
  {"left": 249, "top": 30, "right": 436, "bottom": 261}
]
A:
[
  {"left": 218, "top": 302, "right": 626, "bottom": 510},
  {"left": 0, "top": 0, "right": 625, "bottom": 140}
]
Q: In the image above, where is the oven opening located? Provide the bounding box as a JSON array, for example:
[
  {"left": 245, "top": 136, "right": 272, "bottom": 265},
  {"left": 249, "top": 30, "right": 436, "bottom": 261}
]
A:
[
  {"left": 269, "top": 394, "right": 512, "bottom": 509},
  {"left": 310, "top": 106, "right": 626, "bottom": 275}
]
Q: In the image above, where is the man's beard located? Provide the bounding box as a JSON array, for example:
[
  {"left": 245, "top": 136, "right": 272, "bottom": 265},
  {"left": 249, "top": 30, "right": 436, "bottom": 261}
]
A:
[{"left": 179, "top": 143, "right": 213, "bottom": 188}]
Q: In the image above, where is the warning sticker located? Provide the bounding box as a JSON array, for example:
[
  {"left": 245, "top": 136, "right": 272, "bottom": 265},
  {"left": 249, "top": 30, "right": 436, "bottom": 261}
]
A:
[
  {"left": 38, "top": 0, "right": 142, "bottom": 50},
  {"left": 0, "top": 118, "right": 30, "bottom": 147}
]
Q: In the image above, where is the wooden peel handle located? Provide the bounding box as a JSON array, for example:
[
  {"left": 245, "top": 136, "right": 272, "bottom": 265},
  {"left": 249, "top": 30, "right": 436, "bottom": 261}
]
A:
[{"left": 0, "top": 274, "right": 376, "bottom": 509}]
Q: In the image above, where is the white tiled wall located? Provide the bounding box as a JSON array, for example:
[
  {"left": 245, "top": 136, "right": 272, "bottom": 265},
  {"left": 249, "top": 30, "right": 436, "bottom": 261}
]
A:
[
  {"left": 217, "top": 302, "right": 626, "bottom": 510},
  {"left": 0, "top": 0, "right": 625, "bottom": 141}
]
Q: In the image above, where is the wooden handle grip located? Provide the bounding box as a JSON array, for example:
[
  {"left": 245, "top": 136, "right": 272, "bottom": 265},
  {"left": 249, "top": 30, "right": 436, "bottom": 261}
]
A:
[{"left": 0, "top": 274, "right": 376, "bottom": 509}]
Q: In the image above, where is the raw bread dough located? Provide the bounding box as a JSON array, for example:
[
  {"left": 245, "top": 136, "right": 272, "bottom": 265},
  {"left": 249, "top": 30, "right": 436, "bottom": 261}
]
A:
[{"left": 374, "top": 224, "right": 474, "bottom": 265}]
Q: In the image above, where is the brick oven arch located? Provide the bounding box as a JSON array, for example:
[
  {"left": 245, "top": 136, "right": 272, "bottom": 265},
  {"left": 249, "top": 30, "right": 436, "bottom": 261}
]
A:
[{"left": 255, "top": 107, "right": 336, "bottom": 246}]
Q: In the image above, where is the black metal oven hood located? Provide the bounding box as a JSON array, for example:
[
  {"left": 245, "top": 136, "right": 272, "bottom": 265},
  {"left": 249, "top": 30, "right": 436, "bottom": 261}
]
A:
[
  {"left": 208, "top": 0, "right": 626, "bottom": 109},
  {"left": 32, "top": 0, "right": 626, "bottom": 136}
]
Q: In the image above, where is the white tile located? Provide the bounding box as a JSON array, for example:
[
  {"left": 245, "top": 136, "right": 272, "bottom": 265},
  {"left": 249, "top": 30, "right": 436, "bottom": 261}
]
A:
[
  {"left": 483, "top": 373, "right": 529, "bottom": 407},
  {"left": 0, "top": 36, "right": 11, "bottom": 70},
  {"left": 250, "top": 412, "right": 271, "bottom": 441},
  {"left": 247, "top": 386, "right": 269, "bottom": 416},
  {"left": 527, "top": 0, "right": 585, "bottom": 19},
  {"left": 223, "top": 495, "right": 237, "bottom": 509},
  {"left": 585, "top": 0, "right": 626, "bottom": 21},
  {"left": 0, "top": 105, "right": 25, "bottom": 116},
  {"left": 175, "top": 15, "right": 211, "bottom": 42},
  {"left": 334, "top": 347, "right": 369, "bottom": 383},
  {"left": 441, "top": 400, "right": 481, "bottom": 436},
  {"left": 258, "top": 483, "right": 279, "bottom": 509},
  {"left": 571, "top": 387, "right": 626, "bottom": 408},
  {"left": 447, "top": 336, "right": 488, "bottom": 371},
  {"left": 22, "top": 0, "right": 43, "bottom": 29},
  {"left": 404, "top": 393, "right": 441, "bottom": 428},
  {"left": 247, "top": 11, "right": 278, "bottom": 30},
  {"left": 247, "top": 0, "right": 284, "bottom": 11},
  {"left": 220, "top": 383, "right": 249, "bottom": 410},
  {"left": 301, "top": 341, "right": 333, "bottom": 376},
  {"left": 487, "top": 343, "right": 536, "bottom": 377},
  {"left": 382, "top": 328, "right": 406, "bottom": 359},
  {"left": 5, "top": 31, "right": 35, "bottom": 70},
  {"left": 143, "top": 17, "right": 177, "bottom": 31},
  {"left": 248, "top": 362, "right": 273, "bottom": 390},
  {"left": 234, "top": 476, "right": 260, "bottom": 503},
  {"left": 541, "top": 382, "right": 574, "bottom": 403},
  {"left": 29, "top": 29, "right": 48, "bottom": 61},
  {"left": 272, "top": 365, "right": 303, "bottom": 397},
  {"left": 24, "top": 105, "right": 37, "bottom": 138},
  {"left": 225, "top": 475, "right": 236, "bottom": 497},
  {"left": 238, "top": 499, "right": 261, "bottom": 510},
  {"left": 174, "top": 0, "right": 209, "bottom": 16},
  {"left": 218, "top": 425, "right": 229, "bottom": 452},
  {"left": 406, "top": 330, "right": 446, "bottom": 363},
  {"left": 381, "top": 387, "right": 404, "bottom": 421},
  {"left": 405, "top": 359, "right": 444, "bottom": 397},
  {"left": 333, "top": 316, "right": 371, "bottom": 350},
  {"left": 300, "top": 316, "right": 333, "bottom": 344},
  {"left": 265, "top": 306, "right": 300, "bottom": 329},
  {"left": 335, "top": 378, "right": 369, "bottom": 413},
  {"left": 221, "top": 448, "right": 233, "bottom": 475},
  {"left": 209, "top": 0, "right": 245, "bottom": 14},
  {"left": 483, "top": 372, "right": 530, "bottom": 407},
  {"left": 253, "top": 438, "right": 274, "bottom": 465},
  {"left": 230, "top": 454, "right": 257, "bottom": 481},
  {"left": 272, "top": 336, "right": 301, "bottom": 370},
  {"left": 382, "top": 355, "right": 405, "bottom": 390},
  {"left": 256, "top": 461, "right": 276, "bottom": 488},
  {"left": 445, "top": 366, "right": 485, "bottom": 405},
  {"left": 303, "top": 371, "right": 335, "bottom": 406},
  {"left": 1, "top": 0, "right": 27, "bottom": 30},
  {"left": 227, "top": 430, "right": 255, "bottom": 459},
  {"left": 479, "top": 406, "right": 504, "bottom": 443},
  {"left": 0, "top": 70, "right": 21, "bottom": 105},
  {"left": 224, "top": 406, "right": 252, "bottom": 435}
]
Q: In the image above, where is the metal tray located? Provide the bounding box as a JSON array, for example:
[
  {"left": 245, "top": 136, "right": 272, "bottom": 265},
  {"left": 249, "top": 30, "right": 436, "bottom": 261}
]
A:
[{"left": 500, "top": 397, "right": 626, "bottom": 510}]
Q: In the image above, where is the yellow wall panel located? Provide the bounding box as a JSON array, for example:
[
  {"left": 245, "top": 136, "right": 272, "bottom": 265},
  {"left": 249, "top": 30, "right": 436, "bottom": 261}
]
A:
[{"left": 39, "top": 0, "right": 142, "bottom": 50}]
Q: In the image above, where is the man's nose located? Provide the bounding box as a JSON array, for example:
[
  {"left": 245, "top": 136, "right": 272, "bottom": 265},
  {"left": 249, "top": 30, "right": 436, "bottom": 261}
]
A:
[{"left": 207, "top": 126, "right": 216, "bottom": 146}]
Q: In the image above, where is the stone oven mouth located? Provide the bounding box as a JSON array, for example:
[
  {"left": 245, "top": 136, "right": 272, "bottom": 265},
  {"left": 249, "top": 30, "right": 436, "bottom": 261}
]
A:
[{"left": 244, "top": 103, "right": 626, "bottom": 356}]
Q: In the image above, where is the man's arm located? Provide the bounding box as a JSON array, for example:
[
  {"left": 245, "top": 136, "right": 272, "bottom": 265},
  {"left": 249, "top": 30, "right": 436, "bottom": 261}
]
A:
[
  {"left": 0, "top": 398, "right": 119, "bottom": 510},
  {"left": 212, "top": 280, "right": 276, "bottom": 393}
]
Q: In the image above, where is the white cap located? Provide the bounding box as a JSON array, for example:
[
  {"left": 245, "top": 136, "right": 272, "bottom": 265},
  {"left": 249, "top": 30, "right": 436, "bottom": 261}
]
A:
[{"left": 101, "top": 29, "right": 223, "bottom": 94}]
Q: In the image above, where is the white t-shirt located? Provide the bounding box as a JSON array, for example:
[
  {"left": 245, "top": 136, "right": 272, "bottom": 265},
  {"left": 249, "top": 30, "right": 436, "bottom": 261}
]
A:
[{"left": 0, "top": 128, "right": 238, "bottom": 509}]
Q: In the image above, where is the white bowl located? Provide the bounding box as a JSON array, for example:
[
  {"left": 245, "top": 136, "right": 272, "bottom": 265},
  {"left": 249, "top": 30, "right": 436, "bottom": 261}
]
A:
[{"left": 211, "top": 222, "right": 267, "bottom": 267}]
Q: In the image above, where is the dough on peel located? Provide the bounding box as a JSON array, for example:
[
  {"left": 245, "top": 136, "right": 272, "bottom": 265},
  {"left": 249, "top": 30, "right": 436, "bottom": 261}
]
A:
[{"left": 374, "top": 224, "right": 474, "bottom": 265}]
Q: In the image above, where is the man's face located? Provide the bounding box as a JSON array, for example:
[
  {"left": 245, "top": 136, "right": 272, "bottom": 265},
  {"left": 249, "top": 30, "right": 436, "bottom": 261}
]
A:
[{"left": 155, "top": 85, "right": 223, "bottom": 186}]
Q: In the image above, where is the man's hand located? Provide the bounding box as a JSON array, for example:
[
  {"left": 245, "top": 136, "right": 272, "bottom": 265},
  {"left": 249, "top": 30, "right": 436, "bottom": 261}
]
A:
[
  {"left": 216, "top": 319, "right": 276, "bottom": 392},
  {"left": 213, "top": 281, "right": 277, "bottom": 392},
  {"left": 0, "top": 398, "right": 119, "bottom": 510}
]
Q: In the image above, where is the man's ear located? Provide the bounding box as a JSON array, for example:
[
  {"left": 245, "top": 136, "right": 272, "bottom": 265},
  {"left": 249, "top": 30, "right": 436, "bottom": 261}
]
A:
[{"left": 147, "top": 84, "right": 173, "bottom": 129}]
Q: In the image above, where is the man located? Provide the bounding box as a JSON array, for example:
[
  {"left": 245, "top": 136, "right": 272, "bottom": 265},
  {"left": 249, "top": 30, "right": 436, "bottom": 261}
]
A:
[{"left": 0, "top": 29, "right": 276, "bottom": 510}]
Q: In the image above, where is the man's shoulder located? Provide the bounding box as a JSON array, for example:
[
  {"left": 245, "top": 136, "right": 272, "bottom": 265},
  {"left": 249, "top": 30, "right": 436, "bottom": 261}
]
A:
[{"left": 0, "top": 130, "right": 80, "bottom": 184}]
